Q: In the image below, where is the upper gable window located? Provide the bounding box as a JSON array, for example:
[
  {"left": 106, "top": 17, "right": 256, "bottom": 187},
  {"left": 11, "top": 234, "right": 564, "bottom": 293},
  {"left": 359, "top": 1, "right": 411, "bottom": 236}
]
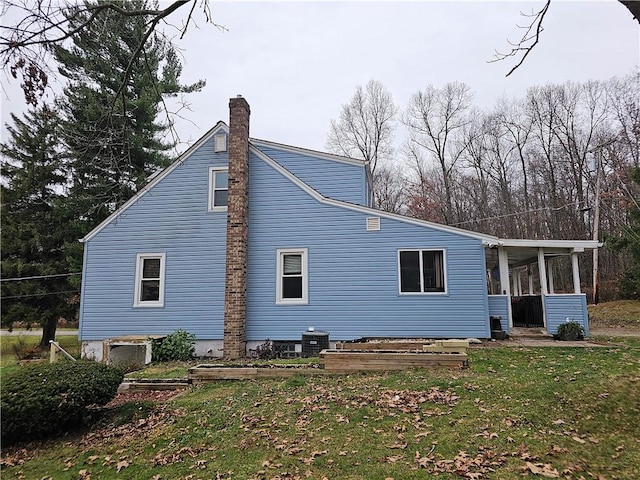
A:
[
  {"left": 134, "top": 253, "right": 166, "bottom": 307},
  {"left": 398, "top": 249, "right": 447, "bottom": 294},
  {"left": 208, "top": 167, "right": 228, "bottom": 211},
  {"left": 276, "top": 248, "right": 308, "bottom": 305}
]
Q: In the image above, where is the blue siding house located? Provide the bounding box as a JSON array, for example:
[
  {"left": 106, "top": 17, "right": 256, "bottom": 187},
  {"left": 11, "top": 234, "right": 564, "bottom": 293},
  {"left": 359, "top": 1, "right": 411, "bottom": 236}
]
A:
[{"left": 79, "top": 97, "right": 599, "bottom": 361}]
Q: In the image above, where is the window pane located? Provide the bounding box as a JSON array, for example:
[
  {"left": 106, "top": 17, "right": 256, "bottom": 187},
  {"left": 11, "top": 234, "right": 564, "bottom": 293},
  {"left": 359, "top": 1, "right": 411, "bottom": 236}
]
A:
[
  {"left": 214, "top": 190, "right": 228, "bottom": 206},
  {"left": 141, "top": 280, "right": 160, "bottom": 301},
  {"left": 399, "top": 251, "right": 421, "bottom": 292},
  {"left": 215, "top": 171, "right": 228, "bottom": 189},
  {"left": 422, "top": 251, "right": 445, "bottom": 292},
  {"left": 282, "top": 277, "right": 302, "bottom": 298},
  {"left": 142, "top": 258, "right": 160, "bottom": 279},
  {"left": 283, "top": 254, "right": 302, "bottom": 275}
]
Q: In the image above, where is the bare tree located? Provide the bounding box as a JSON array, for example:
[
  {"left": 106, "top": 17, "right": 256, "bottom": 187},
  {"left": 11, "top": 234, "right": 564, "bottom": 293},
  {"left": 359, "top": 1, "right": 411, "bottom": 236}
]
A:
[
  {"left": 403, "top": 82, "right": 472, "bottom": 224},
  {"left": 326, "top": 80, "right": 397, "bottom": 175},
  {"left": 491, "top": 0, "right": 638, "bottom": 77},
  {"left": 1, "top": 0, "right": 222, "bottom": 106},
  {"left": 372, "top": 164, "right": 408, "bottom": 214}
]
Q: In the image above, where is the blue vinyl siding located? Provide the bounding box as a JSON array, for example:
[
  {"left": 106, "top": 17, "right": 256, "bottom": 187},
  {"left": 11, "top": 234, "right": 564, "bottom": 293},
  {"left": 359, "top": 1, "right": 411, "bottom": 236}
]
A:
[
  {"left": 544, "top": 294, "right": 589, "bottom": 335},
  {"left": 247, "top": 153, "right": 491, "bottom": 340},
  {"left": 79, "top": 135, "right": 229, "bottom": 341},
  {"left": 488, "top": 295, "right": 510, "bottom": 332},
  {"left": 255, "top": 144, "right": 366, "bottom": 205}
]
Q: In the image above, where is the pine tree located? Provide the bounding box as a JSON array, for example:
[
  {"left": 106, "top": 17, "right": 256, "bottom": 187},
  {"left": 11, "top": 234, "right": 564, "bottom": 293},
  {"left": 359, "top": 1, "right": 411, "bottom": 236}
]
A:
[
  {"left": 55, "top": 0, "right": 204, "bottom": 233},
  {"left": 1, "top": 106, "right": 76, "bottom": 346}
]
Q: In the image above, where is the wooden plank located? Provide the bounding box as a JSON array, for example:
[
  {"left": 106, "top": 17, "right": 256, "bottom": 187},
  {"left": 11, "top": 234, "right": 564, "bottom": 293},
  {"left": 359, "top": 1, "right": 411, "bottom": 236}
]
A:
[{"left": 320, "top": 350, "right": 467, "bottom": 371}]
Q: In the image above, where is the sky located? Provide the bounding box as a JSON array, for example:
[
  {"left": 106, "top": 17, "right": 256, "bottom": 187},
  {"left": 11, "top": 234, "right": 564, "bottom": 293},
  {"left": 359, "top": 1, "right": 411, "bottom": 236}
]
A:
[{"left": 1, "top": 0, "right": 639, "bottom": 154}]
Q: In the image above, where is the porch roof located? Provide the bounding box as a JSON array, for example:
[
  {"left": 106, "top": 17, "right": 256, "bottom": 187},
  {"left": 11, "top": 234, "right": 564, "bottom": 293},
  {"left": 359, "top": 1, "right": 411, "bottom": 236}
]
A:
[{"left": 484, "top": 239, "right": 601, "bottom": 269}]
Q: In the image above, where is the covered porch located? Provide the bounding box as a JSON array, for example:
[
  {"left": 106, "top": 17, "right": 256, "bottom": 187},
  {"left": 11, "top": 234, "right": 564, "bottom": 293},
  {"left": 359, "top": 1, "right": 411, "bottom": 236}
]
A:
[{"left": 484, "top": 239, "right": 601, "bottom": 336}]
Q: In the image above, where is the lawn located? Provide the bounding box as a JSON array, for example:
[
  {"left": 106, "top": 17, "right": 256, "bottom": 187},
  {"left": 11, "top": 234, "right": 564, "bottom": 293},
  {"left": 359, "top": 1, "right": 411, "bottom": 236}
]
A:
[
  {"left": 0, "top": 334, "right": 80, "bottom": 377},
  {"left": 2, "top": 340, "right": 639, "bottom": 479},
  {"left": 588, "top": 300, "right": 640, "bottom": 327}
]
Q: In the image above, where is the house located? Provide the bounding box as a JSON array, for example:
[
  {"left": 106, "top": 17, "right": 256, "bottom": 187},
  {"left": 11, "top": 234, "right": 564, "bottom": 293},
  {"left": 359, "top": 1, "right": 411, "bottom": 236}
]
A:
[{"left": 79, "top": 96, "right": 599, "bottom": 361}]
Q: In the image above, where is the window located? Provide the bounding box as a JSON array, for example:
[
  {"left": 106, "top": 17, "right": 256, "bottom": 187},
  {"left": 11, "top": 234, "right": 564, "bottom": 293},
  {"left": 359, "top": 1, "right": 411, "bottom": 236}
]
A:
[
  {"left": 208, "top": 167, "right": 228, "bottom": 210},
  {"left": 398, "top": 249, "right": 446, "bottom": 294},
  {"left": 134, "top": 253, "right": 166, "bottom": 307},
  {"left": 276, "top": 249, "right": 308, "bottom": 304}
]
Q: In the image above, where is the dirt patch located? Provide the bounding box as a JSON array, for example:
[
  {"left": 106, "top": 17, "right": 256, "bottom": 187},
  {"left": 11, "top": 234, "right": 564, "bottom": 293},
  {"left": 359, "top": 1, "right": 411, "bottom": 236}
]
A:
[{"left": 105, "top": 389, "right": 184, "bottom": 408}]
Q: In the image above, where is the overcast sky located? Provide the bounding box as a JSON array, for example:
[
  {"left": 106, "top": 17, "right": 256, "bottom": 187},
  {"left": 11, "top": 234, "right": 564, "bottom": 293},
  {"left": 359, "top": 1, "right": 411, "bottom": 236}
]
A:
[{"left": 1, "top": 0, "right": 639, "bottom": 154}]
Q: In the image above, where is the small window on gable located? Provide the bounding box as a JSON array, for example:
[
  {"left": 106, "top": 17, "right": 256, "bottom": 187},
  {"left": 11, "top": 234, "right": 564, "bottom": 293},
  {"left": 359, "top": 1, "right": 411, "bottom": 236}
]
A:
[
  {"left": 276, "top": 248, "right": 308, "bottom": 305},
  {"left": 208, "top": 167, "right": 228, "bottom": 211},
  {"left": 398, "top": 249, "right": 446, "bottom": 294},
  {"left": 214, "top": 133, "right": 227, "bottom": 152},
  {"left": 134, "top": 253, "right": 166, "bottom": 307}
]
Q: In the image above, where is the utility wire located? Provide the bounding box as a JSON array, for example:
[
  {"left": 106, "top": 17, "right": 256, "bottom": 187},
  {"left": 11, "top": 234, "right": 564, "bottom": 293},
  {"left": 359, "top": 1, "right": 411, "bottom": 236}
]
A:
[
  {"left": 1, "top": 290, "right": 80, "bottom": 300},
  {"left": 1, "top": 272, "right": 82, "bottom": 282}
]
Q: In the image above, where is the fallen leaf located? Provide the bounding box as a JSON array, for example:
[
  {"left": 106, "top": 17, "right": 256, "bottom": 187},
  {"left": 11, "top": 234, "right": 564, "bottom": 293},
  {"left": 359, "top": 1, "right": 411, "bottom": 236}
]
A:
[
  {"left": 572, "top": 436, "right": 586, "bottom": 444},
  {"left": 116, "top": 460, "right": 130, "bottom": 473},
  {"left": 524, "top": 461, "right": 560, "bottom": 478}
]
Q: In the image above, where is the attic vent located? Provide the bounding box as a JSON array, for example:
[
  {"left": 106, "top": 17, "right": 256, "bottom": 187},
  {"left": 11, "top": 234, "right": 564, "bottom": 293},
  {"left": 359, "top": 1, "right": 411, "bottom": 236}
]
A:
[
  {"left": 214, "top": 133, "right": 227, "bottom": 152},
  {"left": 366, "top": 217, "right": 380, "bottom": 231}
]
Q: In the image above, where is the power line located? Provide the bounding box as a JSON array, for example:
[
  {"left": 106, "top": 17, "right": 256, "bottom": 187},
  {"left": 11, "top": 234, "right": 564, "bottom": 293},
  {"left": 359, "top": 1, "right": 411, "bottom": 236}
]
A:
[
  {"left": 0, "top": 290, "right": 80, "bottom": 300},
  {"left": 1, "top": 272, "right": 82, "bottom": 282}
]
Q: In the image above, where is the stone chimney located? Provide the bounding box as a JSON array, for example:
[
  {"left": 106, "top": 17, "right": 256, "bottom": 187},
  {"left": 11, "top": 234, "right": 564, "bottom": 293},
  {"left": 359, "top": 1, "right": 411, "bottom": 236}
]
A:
[{"left": 223, "top": 96, "right": 250, "bottom": 359}]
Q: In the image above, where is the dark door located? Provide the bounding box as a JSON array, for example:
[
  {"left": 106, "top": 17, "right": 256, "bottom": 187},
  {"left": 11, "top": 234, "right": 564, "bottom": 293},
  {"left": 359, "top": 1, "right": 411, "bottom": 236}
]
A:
[{"left": 511, "top": 296, "right": 544, "bottom": 328}]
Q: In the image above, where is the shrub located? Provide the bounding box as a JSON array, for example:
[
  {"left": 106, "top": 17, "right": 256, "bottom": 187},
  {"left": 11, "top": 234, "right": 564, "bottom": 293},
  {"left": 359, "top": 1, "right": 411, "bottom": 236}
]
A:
[
  {"left": 557, "top": 321, "right": 585, "bottom": 341},
  {"left": 152, "top": 329, "right": 195, "bottom": 362},
  {"left": 0, "top": 360, "right": 123, "bottom": 443}
]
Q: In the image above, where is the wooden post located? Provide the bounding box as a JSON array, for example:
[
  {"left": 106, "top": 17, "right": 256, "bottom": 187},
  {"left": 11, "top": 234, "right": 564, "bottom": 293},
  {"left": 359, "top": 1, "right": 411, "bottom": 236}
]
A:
[
  {"left": 547, "top": 260, "right": 555, "bottom": 294},
  {"left": 592, "top": 149, "right": 601, "bottom": 304},
  {"left": 537, "top": 248, "right": 548, "bottom": 295},
  {"left": 50, "top": 342, "right": 57, "bottom": 363}
]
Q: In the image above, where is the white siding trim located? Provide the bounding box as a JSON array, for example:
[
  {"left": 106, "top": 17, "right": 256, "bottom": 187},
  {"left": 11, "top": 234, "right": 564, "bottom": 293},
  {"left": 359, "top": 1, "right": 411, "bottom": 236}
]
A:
[
  {"left": 133, "top": 253, "right": 166, "bottom": 308},
  {"left": 276, "top": 248, "right": 308, "bottom": 305}
]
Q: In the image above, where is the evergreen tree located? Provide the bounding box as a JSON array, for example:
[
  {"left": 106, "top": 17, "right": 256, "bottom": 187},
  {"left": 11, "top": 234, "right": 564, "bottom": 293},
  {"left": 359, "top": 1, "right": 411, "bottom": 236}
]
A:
[
  {"left": 55, "top": 0, "right": 204, "bottom": 233},
  {"left": 1, "top": 106, "right": 76, "bottom": 346}
]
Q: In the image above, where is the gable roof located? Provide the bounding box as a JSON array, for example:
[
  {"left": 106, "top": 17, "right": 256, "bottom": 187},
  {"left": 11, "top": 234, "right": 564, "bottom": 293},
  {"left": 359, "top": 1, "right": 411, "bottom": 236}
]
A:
[
  {"left": 80, "top": 121, "right": 229, "bottom": 243},
  {"left": 81, "top": 121, "right": 600, "bottom": 253}
]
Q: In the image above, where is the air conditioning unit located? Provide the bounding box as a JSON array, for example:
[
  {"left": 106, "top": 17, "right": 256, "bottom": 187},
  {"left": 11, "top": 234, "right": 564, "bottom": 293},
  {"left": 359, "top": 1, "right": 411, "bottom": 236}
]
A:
[{"left": 301, "top": 328, "right": 329, "bottom": 357}]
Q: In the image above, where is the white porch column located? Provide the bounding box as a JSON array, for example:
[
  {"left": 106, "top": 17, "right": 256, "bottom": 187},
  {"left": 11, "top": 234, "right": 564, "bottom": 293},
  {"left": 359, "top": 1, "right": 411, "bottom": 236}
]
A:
[
  {"left": 512, "top": 269, "right": 519, "bottom": 296},
  {"left": 498, "top": 247, "right": 511, "bottom": 296},
  {"left": 547, "top": 260, "right": 555, "bottom": 294},
  {"left": 571, "top": 252, "right": 581, "bottom": 294},
  {"left": 537, "top": 248, "right": 548, "bottom": 295},
  {"left": 528, "top": 269, "right": 534, "bottom": 294},
  {"left": 498, "top": 246, "right": 513, "bottom": 329}
]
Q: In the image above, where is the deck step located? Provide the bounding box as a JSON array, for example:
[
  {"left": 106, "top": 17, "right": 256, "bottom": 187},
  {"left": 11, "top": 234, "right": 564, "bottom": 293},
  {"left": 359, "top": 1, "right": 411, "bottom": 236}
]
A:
[{"left": 509, "top": 327, "right": 553, "bottom": 339}]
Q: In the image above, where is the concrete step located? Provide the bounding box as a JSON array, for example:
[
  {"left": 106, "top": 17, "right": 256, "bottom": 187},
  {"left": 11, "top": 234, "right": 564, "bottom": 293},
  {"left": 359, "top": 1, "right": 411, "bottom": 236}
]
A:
[{"left": 509, "top": 327, "right": 553, "bottom": 339}]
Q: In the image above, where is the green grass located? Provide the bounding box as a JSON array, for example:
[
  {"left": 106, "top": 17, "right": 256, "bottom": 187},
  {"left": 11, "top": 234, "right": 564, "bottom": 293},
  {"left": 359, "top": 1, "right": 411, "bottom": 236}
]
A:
[
  {"left": 0, "top": 335, "right": 80, "bottom": 377},
  {"left": 2, "top": 342, "right": 639, "bottom": 479}
]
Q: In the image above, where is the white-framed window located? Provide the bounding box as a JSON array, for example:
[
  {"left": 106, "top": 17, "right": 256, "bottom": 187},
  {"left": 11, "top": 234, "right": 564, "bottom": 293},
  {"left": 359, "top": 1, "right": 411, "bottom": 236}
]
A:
[
  {"left": 208, "top": 167, "right": 229, "bottom": 211},
  {"left": 398, "top": 249, "right": 447, "bottom": 294},
  {"left": 134, "top": 253, "right": 166, "bottom": 307},
  {"left": 276, "top": 248, "right": 308, "bottom": 305}
]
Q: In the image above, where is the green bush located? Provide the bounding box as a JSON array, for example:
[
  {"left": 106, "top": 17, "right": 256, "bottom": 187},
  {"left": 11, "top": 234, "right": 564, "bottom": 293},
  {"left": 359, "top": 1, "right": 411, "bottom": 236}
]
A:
[
  {"left": 556, "top": 321, "right": 585, "bottom": 341},
  {"left": 152, "top": 329, "right": 195, "bottom": 362},
  {"left": 1, "top": 360, "right": 123, "bottom": 443}
]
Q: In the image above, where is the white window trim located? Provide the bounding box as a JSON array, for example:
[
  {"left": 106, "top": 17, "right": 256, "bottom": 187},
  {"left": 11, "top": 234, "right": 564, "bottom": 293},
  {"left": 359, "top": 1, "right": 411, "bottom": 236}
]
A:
[
  {"left": 208, "top": 167, "right": 228, "bottom": 212},
  {"left": 276, "top": 248, "right": 308, "bottom": 305},
  {"left": 397, "top": 248, "right": 448, "bottom": 295},
  {"left": 134, "top": 253, "right": 166, "bottom": 307}
]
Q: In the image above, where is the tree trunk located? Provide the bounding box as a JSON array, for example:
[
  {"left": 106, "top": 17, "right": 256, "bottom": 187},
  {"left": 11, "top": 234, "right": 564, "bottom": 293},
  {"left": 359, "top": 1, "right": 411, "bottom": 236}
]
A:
[{"left": 39, "top": 317, "right": 58, "bottom": 349}]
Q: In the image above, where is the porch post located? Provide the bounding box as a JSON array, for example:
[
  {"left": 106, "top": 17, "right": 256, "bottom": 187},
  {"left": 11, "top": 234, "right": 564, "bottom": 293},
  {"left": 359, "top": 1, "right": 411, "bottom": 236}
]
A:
[
  {"left": 498, "top": 246, "right": 513, "bottom": 330},
  {"left": 498, "top": 247, "right": 511, "bottom": 296},
  {"left": 511, "top": 269, "right": 518, "bottom": 296},
  {"left": 537, "top": 248, "right": 548, "bottom": 295},
  {"left": 571, "top": 252, "right": 581, "bottom": 294},
  {"left": 547, "top": 260, "right": 555, "bottom": 294},
  {"left": 528, "top": 268, "right": 534, "bottom": 294}
]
